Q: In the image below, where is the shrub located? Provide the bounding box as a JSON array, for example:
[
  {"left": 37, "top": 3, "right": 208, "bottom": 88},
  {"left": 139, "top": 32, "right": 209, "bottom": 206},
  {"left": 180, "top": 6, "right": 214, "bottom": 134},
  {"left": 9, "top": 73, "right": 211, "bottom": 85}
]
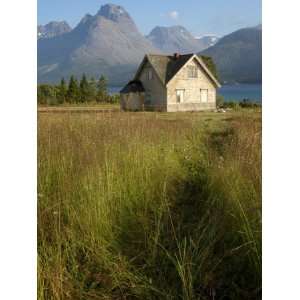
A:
[
  {"left": 216, "top": 94, "right": 224, "bottom": 107},
  {"left": 37, "top": 84, "right": 57, "bottom": 105}
]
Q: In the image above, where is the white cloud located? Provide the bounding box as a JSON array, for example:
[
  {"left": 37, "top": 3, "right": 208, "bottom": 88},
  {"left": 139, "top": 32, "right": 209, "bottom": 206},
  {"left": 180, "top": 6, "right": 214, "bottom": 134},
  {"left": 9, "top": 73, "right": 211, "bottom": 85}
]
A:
[{"left": 168, "top": 11, "right": 179, "bottom": 20}]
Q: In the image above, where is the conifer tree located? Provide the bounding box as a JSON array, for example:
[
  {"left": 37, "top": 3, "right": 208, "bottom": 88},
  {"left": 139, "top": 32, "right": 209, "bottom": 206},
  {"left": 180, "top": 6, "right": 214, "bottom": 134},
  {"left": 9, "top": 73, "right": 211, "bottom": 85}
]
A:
[
  {"left": 79, "top": 73, "right": 90, "bottom": 103},
  {"left": 96, "top": 75, "right": 108, "bottom": 102},
  {"left": 67, "top": 75, "right": 79, "bottom": 103},
  {"left": 57, "top": 77, "right": 67, "bottom": 104},
  {"left": 88, "top": 77, "right": 97, "bottom": 102}
]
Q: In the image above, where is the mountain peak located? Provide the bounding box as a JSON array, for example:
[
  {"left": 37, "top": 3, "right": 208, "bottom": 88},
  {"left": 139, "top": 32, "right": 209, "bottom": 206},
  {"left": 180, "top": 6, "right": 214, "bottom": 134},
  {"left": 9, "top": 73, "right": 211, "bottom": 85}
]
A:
[
  {"left": 97, "top": 3, "right": 130, "bottom": 22},
  {"left": 37, "top": 21, "right": 72, "bottom": 39},
  {"left": 147, "top": 25, "right": 211, "bottom": 54}
]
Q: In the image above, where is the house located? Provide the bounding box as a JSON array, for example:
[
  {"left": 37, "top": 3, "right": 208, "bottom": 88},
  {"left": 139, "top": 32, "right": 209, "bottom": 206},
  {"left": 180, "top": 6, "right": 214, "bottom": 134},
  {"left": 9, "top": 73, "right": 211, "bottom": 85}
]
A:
[{"left": 120, "top": 53, "right": 221, "bottom": 112}]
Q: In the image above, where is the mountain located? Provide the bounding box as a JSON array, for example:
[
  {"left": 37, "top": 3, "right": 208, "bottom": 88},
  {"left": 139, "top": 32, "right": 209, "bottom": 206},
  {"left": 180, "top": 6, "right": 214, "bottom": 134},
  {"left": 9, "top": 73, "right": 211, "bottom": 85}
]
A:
[
  {"left": 200, "top": 25, "right": 262, "bottom": 83},
  {"left": 37, "top": 21, "right": 72, "bottom": 39},
  {"left": 146, "top": 26, "right": 214, "bottom": 54},
  {"left": 195, "top": 35, "right": 219, "bottom": 49},
  {"left": 38, "top": 4, "right": 160, "bottom": 85}
]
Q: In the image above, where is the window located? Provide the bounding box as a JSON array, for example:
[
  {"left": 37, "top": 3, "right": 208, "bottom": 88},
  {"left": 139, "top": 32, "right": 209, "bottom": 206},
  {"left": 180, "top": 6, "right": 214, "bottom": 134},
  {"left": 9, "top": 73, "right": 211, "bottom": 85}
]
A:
[
  {"left": 176, "top": 89, "right": 185, "bottom": 103},
  {"left": 200, "top": 89, "right": 208, "bottom": 103},
  {"left": 148, "top": 69, "right": 153, "bottom": 80},
  {"left": 188, "top": 66, "right": 198, "bottom": 78}
]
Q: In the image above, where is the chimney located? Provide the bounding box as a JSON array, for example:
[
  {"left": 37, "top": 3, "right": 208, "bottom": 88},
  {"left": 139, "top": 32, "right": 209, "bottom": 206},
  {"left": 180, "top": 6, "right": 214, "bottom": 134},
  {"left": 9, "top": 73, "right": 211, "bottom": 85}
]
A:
[{"left": 173, "top": 53, "right": 180, "bottom": 60}]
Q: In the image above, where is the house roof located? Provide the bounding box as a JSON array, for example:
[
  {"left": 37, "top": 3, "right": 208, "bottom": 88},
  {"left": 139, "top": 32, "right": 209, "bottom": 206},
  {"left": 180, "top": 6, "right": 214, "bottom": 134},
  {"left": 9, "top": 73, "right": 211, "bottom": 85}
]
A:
[
  {"left": 134, "top": 53, "right": 221, "bottom": 88},
  {"left": 120, "top": 80, "right": 145, "bottom": 94}
]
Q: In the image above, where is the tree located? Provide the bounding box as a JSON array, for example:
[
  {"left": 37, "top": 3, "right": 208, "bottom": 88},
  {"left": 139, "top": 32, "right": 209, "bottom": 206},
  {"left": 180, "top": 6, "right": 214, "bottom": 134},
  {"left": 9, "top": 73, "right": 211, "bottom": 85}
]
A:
[
  {"left": 37, "top": 84, "right": 57, "bottom": 105},
  {"left": 200, "top": 55, "right": 219, "bottom": 81},
  {"left": 57, "top": 77, "right": 67, "bottom": 104},
  {"left": 88, "top": 77, "right": 97, "bottom": 102},
  {"left": 67, "top": 75, "right": 79, "bottom": 103},
  {"left": 79, "top": 73, "right": 90, "bottom": 103},
  {"left": 96, "top": 75, "right": 108, "bottom": 102}
]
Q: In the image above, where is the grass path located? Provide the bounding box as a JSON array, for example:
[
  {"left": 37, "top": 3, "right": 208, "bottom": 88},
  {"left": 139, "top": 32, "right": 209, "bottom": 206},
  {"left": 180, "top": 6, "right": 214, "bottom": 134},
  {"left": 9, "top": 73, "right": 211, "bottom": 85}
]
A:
[{"left": 38, "top": 110, "right": 261, "bottom": 299}]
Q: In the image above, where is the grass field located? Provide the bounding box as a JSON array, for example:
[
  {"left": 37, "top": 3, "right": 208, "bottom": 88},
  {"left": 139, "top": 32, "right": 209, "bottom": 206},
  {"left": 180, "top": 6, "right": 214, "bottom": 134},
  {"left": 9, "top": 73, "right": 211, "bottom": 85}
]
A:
[
  {"left": 38, "top": 103, "right": 119, "bottom": 113},
  {"left": 38, "top": 109, "right": 261, "bottom": 299}
]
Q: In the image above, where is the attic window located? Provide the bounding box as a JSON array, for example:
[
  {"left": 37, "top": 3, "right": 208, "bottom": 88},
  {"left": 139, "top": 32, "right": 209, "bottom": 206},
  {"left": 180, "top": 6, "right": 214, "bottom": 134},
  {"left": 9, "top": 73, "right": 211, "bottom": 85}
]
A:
[
  {"left": 188, "top": 66, "right": 198, "bottom": 78},
  {"left": 148, "top": 69, "right": 153, "bottom": 80}
]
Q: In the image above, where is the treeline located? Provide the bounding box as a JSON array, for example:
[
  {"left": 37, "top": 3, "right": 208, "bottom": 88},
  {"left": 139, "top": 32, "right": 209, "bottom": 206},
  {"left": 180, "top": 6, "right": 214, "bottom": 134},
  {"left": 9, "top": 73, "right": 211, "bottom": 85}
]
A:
[{"left": 37, "top": 74, "right": 120, "bottom": 105}]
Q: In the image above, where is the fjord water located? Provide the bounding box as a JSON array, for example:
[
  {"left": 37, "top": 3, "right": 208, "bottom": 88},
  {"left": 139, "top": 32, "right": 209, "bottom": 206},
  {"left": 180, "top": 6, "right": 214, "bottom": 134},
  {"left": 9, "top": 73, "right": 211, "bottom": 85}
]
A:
[
  {"left": 109, "top": 83, "right": 262, "bottom": 102},
  {"left": 219, "top": 84, "right": 262, "bottom": 102}
]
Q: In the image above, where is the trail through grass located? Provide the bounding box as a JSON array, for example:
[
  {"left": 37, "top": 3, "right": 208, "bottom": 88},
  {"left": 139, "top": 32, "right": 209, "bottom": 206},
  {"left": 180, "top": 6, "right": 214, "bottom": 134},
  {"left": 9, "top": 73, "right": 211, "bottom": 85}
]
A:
[{"left": 38, "top": 110, "right": 261, "bottom": 299}]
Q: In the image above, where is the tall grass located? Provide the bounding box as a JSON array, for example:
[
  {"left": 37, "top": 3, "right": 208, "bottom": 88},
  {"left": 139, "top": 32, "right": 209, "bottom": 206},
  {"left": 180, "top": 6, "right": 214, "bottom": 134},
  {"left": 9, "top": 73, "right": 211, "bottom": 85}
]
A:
[{"left": 38, "top": 111, "right": 261, "bottom": 299}]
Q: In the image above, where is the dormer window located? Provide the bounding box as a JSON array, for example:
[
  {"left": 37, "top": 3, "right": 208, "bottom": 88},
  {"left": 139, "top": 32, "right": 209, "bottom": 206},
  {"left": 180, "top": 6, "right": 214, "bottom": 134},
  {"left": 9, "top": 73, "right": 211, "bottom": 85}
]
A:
[
  {"left": 188, "top": 66, "right": 198, "bottom": 78},
  {"left": 148, "top": 69, "right": 153, "bottom": 80}
]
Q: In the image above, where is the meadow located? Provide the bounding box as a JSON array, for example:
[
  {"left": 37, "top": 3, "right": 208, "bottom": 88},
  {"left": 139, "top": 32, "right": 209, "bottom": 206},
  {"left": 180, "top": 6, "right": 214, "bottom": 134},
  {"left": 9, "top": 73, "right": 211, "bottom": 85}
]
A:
[{"left": 38, "top": 109, "right": 261, "bottom": 299}]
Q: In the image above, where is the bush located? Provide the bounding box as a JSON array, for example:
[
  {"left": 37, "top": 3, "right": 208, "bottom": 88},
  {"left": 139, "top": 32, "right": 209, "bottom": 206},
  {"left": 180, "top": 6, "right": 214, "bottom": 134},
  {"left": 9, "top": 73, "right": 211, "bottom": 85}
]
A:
[
  {"left": 37, "top": 84, "right": 57, "bottom": 105},
  {"left": 239, "top": 99, "right": 261, "bottom": 108},
  {"left": 216, "top": 95, "right": 224, "bottom": 107}
]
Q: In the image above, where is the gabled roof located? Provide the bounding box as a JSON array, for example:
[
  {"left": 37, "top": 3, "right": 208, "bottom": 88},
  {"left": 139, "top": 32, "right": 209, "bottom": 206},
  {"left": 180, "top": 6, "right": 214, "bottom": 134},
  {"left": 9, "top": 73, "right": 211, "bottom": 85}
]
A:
[
  {"left": 134, "top": 53, "right": 221, "bottom": 88},
  {"left": 120, "top": 80, "right": 145, "bottom": 94}
]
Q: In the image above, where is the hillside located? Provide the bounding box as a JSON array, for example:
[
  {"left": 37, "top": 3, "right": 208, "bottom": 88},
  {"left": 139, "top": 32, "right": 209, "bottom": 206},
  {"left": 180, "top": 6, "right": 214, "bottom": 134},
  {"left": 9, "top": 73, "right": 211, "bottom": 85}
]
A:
[{"left": 200, "top": 25, "right": 262, "bottom": 83}]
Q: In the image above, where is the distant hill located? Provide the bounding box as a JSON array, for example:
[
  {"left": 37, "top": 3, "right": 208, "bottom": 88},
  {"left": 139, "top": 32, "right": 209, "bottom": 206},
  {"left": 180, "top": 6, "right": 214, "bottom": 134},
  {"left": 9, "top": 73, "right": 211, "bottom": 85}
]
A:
[
  {"left": 38, "top": 21, "right": 72, "bottom": 39},
  {"left": 200, "top": 25, "right": 262, "bottom": 83},
  {"left": 37, "top": 4, "right": 160, "bottom": 85},
  {"left": 146, "top": 26, "right": 217, "bottom": 54}
]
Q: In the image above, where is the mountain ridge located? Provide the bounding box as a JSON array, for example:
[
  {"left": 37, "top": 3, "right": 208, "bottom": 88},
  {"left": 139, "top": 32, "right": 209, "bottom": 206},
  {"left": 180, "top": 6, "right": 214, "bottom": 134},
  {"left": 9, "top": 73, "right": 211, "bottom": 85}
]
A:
[{"left": 200, "top": 25, "right": 262, "bottom": 83}]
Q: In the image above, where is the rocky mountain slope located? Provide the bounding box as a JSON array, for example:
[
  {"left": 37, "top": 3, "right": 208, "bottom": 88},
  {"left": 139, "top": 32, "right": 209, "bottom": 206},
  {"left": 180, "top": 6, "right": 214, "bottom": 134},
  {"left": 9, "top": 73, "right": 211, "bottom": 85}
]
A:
[
  {"left": 37, "top": 21, "right": 72, "bottom": 39},
  {"left": 146, "top": 26, "right": 217, "bottom": 54},
  {"left": 38, "top": 4, "right": 160, "bottom": 84}
]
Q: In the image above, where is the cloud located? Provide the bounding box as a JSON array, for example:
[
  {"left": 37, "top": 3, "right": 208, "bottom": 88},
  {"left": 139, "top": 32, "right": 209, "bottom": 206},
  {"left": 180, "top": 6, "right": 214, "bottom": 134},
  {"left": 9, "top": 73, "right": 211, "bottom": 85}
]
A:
[{"left": 168, "top": 11, "right": 179, "bottom": 20}]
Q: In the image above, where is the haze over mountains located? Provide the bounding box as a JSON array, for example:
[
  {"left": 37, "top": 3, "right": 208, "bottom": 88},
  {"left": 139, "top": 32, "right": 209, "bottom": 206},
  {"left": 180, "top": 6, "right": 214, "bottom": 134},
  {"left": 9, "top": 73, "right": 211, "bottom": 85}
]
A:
[{"left": 38, "top": 3, "right": 261, "bottom": 85}]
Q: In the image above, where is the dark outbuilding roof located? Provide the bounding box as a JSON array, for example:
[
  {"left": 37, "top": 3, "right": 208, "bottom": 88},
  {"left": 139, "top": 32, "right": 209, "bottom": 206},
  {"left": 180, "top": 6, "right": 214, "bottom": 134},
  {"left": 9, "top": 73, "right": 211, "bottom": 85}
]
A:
[{"left": 120, "top": 80, "right": 145, "bottom": 94}]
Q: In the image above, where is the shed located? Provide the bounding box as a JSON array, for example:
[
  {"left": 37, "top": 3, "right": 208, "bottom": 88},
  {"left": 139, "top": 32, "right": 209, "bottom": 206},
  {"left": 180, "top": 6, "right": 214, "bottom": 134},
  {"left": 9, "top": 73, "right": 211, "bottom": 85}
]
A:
[{"left": 120, "top": 80, "right": 145, "bottom": 111}]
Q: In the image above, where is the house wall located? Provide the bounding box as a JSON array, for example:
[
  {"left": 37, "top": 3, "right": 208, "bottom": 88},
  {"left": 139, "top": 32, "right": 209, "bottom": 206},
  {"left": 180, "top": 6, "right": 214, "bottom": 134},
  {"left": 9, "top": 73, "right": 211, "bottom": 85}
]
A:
[
  {"left": 138, "top": 62, "right": 167, "bottom": 111},
  {"left": 120, "top": 92, "right": 145, "bottom": 111},
  {"left": 166, "top": 58, "right": 217, "bottom": 112}
]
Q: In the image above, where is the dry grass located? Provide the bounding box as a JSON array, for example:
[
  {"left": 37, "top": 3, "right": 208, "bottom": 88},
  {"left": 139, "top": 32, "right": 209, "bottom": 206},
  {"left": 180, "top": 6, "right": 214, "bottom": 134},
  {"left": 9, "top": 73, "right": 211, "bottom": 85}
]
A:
[
  {"left": 38, "top": 103, "right": 119, "bottom": 113},
  {"left": 38, "top": 110, "right": 261, "bottom": 299}
]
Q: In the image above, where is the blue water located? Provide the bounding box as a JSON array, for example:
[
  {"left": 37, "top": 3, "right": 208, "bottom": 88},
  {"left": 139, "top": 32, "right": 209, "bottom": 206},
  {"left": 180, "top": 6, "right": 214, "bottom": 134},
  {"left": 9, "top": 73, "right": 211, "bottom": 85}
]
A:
[
  {"left": 218, "top": 84, "right": 262, "bottom": 103},
  {"left": 109, "top": 83, "right": 262, "bottom": 103}
]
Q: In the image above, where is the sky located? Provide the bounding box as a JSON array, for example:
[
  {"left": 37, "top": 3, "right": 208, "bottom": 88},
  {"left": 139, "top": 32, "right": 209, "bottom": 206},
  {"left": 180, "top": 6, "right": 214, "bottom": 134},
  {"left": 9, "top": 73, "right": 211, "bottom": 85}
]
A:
[{"left": 38, "top": 0, "right": 262, "bottom": 37}]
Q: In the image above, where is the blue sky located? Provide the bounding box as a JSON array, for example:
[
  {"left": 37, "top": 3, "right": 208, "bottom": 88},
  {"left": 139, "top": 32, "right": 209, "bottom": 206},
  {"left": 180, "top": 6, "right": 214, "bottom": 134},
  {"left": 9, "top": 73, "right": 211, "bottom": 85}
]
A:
[{"left": 38, "top": 0, "right": 261, "bottom": 37}]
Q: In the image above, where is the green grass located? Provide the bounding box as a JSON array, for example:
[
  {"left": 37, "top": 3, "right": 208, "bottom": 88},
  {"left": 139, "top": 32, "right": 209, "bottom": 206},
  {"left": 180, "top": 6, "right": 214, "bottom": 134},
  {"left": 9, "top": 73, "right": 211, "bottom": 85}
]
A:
[{"left": 38, "top": 110, "right": 261, "bottom": 299}]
